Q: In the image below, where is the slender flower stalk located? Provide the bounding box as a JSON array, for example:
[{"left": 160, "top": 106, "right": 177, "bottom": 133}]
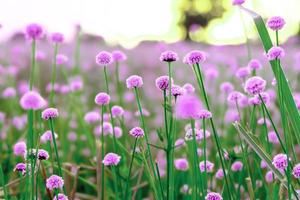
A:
[
  {"left": 103, "top": 66, "right": 118, "bottom": 153},
  {"left": 48, "top": 118, "right": 66, "bottom": 194},
  {"left": 50, "top": 43, "right": 58, "bottom": 106},
  {"left": 124, "top": 137, "right": 138, "bottom": 198},
  {"left": 133, "top": 87, "right": 157, "bottom": 175},
  {"left": 193, "top": 62, "right": 231, "bottom": 199}
]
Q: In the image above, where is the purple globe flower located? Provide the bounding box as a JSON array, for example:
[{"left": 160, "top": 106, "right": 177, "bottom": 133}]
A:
[
  {"left": 292, "top": 163, "right": 300, "bottom": 179},
  {"left": 14, "top": 163, "right": 26, "bottom": 174},
  {"left": 171, "top": 85, "right": 184, "bottom": 97},
  {"left": 126, "top": 75, "right": 143, "bottom": 89},
  {"left": 53, "top": 193, "right": 68, "bottom": 200},
  {"left": 266, "top": 46, "right": 285, "bottom": 60},
  {"left": 96, "top": 51, "right": 113, "bottom": 66},
  {"left": 272, "top": 153, "right": 288, "bottom": 170},
  {"left": 205, "top": 192, "right": 223, "bottom": 200},
  {"left": 155, "top": 76, "right": 171, "bottom": 91},
  {"left": 42, "top": 108, "right": 59, "bottom": 120},
  {"left": 175, "top": 95, "right": 202, "bottom": 119},
  {"left": 183, "top": 50, "right": 206, "bottom": 65},
  {"left": 13, "top": 141, "right": 27, "bottom": 156},
  {"left": 232, "top": 0, "right": 245, "bottom": 5},
  {"left": 160, "top": 50, "right": 178, "bottom": 62},
  {"left": 196, "top": 109, "right": 212, "bottom": 119},
  {"left": 174, "top": 158, "right": 189, "bottom": 171},
  {"left": 231, "top": 161, "right": 243, "bottom": 172},
  {"left": 50, "top": 32, "right": 64, "bottom": 43},
  {"left": 95, "top": 92, "right": 110, "bottom": 105},
  {"left": 248, "top": 59, "right": 262, "bottom": 70},
  {"left": 244, "top": 76, "right": 266, "bottom": 95},
  {"left": 112, "top": 50, "right": 127, "bottom": 62},
  {"left": 103, "top": 152, "right": 121, "bottom": 166},
  {"left": 46, "top": 175, "right": 64, "bottom": 190},
  {"left": 20, "top": 91, "right": 46, "bottom": 110},
  {"left": 129, "top": 127, "right": 145, "bottom": 138},
  {"left": 37, "top": 149, "right": 49, "bottom": 160},
  {"left": 111, "top": 105, "right": 124, "bottom": 117},
  {"left": 267, "top": 16, "right": 285, "bottom": 31},
  {"left": 25, "top": 23, "right": 43, "bottom": 40},
  {"left": 199, "top": 160, "right": 214, "bottom": 173}
]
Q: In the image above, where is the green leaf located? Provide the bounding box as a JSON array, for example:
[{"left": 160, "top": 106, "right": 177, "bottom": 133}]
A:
[
  {"left": 240, "top": 6, "right": 300, "bottom": 144},
  {"left": 233, "top": 122, "right": 286, "bottom": 185},
  {"left": 156, "top": 128, "right": 164, "bottom": 142}
]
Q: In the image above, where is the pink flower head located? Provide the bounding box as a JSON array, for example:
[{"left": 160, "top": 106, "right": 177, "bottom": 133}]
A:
[
  {"left": 171, "top": 85, "right": 184, "bottom": 97},
  {"left": 227, "top": 91, "right": 244, "bottom": 103},
  {"left": 235, "top": 67, "right": 250, "bottom": 79},
  {"left": 14, "top": 163, "right": 26, "bottom": 174},
  {"left": 13, "top": 141, "right": 26, "bottom": 156},
  {"left": 95, "top": 92, "right": 110, "bottom": 105},
  {"left": 174, "top": 138, "right": 185, "bottom": 148},
  {"left": 183, "top": 83, "right": 195, "bottom": 94},
  {"left": 199, "top": 160, "right": 214, "bottom": 173},
  {"left": 272, "top": 153, "right": 288, "bottom": 170},
  {"left": 129, "top": 127, "right": 144, "bottom": 138},
  {"left": 260, "top": 160, "right": 267, "bottom": 169},
  {"left": 205, "top": 192, "right": 223, "bottom": 200},
  {"left": 248, "top": 59, "right": 262, "bottom": 70},
  {"left": 267, "top": 16, "right": 285, "bottom": 31},
  {"left": 174, "top": 158, "right": 189, "bottom": 171},
  {"left": 37, "top": 149, "right": 49, "bottom": 160},
  {"left": 265, "top": 171, "right": 274, "bottom": 183},
  {"left": 84, "top": 111, "right": 100, "bottom": 124},
  {"left": 183, "top": 50, "right": 206, "bottom": 65},
  {"left": 292, "top": 163, "right": 300, "bottom": 179},
  {"left": 112, "top": 50, "right": 127, "bottom": 62},
  {"left": 2, "top": 87, "right": 16, "bottom": 98},
  {"left": 40, "top": 130, "right": 58, "bottom": 143},
  {"left": 216, "top": 168, "right": 224, "bottom": 179},
  {"left": 103, "top": 152, "right": 121, "bottom": 166},
  {"left": 50, "top": 32, "right": 64, "bottom": 43},
  {"left": 56, "top": 54, "right": 68, "bottom": 65},
  {"left": 160, "top": 50, "right": 178, "bottom": 62},
  {"left": 232, "top": 0, "right": 245, "bottom": 5},
  {"left": 20, "top": 91, "right": 46, "bottom": 110},
  {"left": 96, "top": 51, "right": 113, "bottom": 66},
  {"left": 53, "top": 193, "right": 68, "bottom": 200},
  {"left": 231, "top": 161, "right": 243, "bottom": 172},
  {"left": 244, "top": 76, "right": 266, "bottom": 95},
  {"left": 126, "top": 75, "right": 143, "bottom": 89},
  {"left": 175, "top": 94, "right": 202, "bottom": 119},
  {"left": 196, "top": 109, "right": 212, "bottom": 119},
  {"left": 111, "top": 105, "right": 124, "bottom": 117},
  {"left": 268, "top": 131, "right": 279, "bottom": 144},
  {"left": 266, "top": 46, "right": 285, "bottom": 60},
  {"left": 25, "top": 23, "right": 43, "bottom": 40},
  {"left": 220, "top": 82, "right": 234, "bottom": 93},
  {"left": 114, "top": 127, "right": 123, "bottom": 138},
  {"left": 155, "top": 76, "right": 171, "bottom": 91},
  {"left": 46, "top": 175, "right": 64, "bottom": 190},
  {"left": 42, "top": 108, "right": 59, "bottom": 120}
]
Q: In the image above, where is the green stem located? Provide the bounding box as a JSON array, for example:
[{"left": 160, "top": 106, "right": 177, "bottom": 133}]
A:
[
  {"left": 195, "top": 63, "right": 231, "bottom": 199},
  {"left": 101, "top": 105, "right": 105, "bottom": 200},
  {"left": 29, "top": 40, "right": 36, "bottom": 90},
  {"left": 49, "top": 118, "right": 66, "bottom": 194},
  {"left": 112, "top": 166, "right": 119, "bottom": 200},
  {"left": 124, "top": 138, "right": 138, "bottom": 199},
  {"left": 50, "top": 44, "right": 59, "bottom": 106},
  {"left": 133, "top": 87, "right": 160, "bottom": 198},
  {"left": 202, "top": 119, "right": 207, "bottom": 196}
]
